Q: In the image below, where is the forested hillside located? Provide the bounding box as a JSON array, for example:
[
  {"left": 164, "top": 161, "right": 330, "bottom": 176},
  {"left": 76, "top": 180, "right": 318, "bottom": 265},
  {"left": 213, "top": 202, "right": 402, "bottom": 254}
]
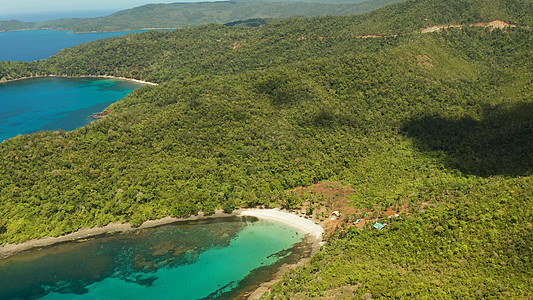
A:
[
  {"left": 0, "top": 0, "right": 531, "bottom": 297},
  {"left": 0, "top": 0, "right": 403, "bottom": 33}
]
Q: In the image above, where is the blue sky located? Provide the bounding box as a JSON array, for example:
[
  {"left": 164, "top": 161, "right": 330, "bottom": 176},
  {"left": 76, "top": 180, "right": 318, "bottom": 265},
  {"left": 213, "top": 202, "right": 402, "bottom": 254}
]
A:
[{"left": 1, "top": 0, "right": 219, "bottom": 20}]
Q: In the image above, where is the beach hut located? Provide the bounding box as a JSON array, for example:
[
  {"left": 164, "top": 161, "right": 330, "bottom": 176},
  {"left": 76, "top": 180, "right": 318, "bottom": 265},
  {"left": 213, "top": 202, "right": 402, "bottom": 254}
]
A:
[{"left": 373, "top": 222, "right": 386, "bottom": 230}]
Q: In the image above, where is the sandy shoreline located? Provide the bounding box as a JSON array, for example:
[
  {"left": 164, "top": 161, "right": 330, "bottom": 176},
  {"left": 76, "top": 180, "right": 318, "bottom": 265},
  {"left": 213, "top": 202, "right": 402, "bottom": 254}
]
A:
[
  {"left": 0, "top": 208, "right": 323, "bottom": 260},
  {"left": 0, "top": 74, "right": 158, "bottom": 86},
  {"left": 97, "top": 75, "right": 158, "bottom": 85},
  {"left": 239, "top": 209, "right": 324, "bottom": 240}
]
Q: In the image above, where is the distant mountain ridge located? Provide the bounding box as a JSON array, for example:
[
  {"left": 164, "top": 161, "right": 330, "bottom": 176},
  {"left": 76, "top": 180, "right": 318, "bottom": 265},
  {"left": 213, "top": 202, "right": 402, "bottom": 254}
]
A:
[{"left": 0, "top": 0, "right": 404, "bottom": 33}]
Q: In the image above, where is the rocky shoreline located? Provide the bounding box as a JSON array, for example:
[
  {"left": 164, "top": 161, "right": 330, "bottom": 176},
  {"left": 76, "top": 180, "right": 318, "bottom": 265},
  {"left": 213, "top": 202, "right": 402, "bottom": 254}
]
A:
[{"left": 0, "top": 210, "right": 232, "bottom": 259}]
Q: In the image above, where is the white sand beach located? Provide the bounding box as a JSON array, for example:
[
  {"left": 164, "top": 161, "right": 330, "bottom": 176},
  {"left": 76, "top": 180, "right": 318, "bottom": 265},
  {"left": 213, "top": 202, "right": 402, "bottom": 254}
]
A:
[
  {"left": 239, "top": 209, "right": 324, "bottom": 240},
  {"left": 98, "top": 75, "right": 158, "bottom": 85}
]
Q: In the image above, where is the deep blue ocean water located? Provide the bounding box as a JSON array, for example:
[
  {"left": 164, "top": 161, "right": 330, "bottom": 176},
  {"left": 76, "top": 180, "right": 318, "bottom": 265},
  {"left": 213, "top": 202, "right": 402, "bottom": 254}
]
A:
[
  {"left": 0, "top": 29, "right": 144, "bottom": 62},
  {"left": 0, "top": 217, "right": 306, "bottom": 300},
  {"left": 0, "top": 77, "right": 145, "bottom": 142}
]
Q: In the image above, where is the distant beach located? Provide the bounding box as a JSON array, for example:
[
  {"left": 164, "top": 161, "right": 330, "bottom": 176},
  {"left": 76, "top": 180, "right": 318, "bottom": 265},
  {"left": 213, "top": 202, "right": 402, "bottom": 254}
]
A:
[{"left": 98, "top": 75, "right": 158, "bottom": 85}]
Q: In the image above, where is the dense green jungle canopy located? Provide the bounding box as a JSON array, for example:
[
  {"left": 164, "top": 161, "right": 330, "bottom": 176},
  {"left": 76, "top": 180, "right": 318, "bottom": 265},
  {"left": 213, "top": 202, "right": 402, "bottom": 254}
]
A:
[{"left": 0, "top": 0, "right": 531, "bottom": 297}]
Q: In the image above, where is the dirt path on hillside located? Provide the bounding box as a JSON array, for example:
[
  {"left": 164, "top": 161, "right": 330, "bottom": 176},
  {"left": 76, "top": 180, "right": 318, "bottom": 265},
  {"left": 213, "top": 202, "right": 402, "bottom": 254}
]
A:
[{"left": 296, "top": 19, "right": 520, "bottom": 41}]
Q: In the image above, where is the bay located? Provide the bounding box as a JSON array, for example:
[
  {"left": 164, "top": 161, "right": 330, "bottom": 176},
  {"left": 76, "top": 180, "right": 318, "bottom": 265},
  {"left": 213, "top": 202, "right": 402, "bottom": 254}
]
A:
[
  {"left": 0, "top": 29, "right": 144, "bottom": 62},
  {"left": 0, "top": 77, "right": 145, "bottom": 142},
  {"left": 0, "top": 217, "right": 307, "bottom": 300}
]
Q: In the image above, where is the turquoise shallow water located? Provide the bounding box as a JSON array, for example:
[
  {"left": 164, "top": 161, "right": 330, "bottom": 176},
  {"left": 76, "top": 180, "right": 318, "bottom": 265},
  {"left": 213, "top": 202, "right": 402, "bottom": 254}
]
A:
[
  {"left": 0, "top": 29, "right": 144, "bottom": 62},
  {"left": 0, "top": 77, "right": 145, "bottom": 142},
  {"left": 0, "top": 217, "right": 306, "bottom": 300}
]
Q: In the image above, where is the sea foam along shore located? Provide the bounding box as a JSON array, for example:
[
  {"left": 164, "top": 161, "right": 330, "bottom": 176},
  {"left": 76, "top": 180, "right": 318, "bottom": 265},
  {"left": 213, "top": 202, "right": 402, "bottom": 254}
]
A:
[{"left": 0, "top": 208, "right": 324, "bottom": 260}]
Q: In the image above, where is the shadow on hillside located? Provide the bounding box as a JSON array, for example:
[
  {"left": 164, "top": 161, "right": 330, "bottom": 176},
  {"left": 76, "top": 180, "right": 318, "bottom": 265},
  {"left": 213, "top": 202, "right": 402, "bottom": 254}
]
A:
[{"left": 402, "top": 102, "right": 533, "bottom": 177}]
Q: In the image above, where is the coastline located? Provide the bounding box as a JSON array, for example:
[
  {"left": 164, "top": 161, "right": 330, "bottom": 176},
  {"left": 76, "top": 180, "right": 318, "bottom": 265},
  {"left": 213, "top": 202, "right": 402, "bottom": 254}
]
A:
[
  {"left": 0, "top": 74, "right": 158, "bottom": 86},
  {"left": 0, "top": 210, "right": 230, "bottom": 260},
  {"left": 0, "top": 27, "right": 144, "bottom": 34},
  {"left": 240, "top": 209, "right": 324, "bottom": 241},
  {"left": 240, "top": 209, "right": 324, "bottom": 300},
  {"left": 0, "top": 208, "right": 324, "bottom": 260},
  {"left": 97, "top": 75, "right": 158, "bottom": 85},
  {"left": 0, "top": 208, "right": 325, "bottom": 299},
  {"left": 0, "top": 27, "right": 174, "bottom": 34}
]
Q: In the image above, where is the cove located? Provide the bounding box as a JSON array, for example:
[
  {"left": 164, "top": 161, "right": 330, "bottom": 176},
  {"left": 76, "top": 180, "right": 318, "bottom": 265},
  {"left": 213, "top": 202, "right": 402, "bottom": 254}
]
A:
[
  {"left": 0, "top": 77, "right": 145, "bottom": 142},
  {"left": 0, "top": 29, "right": 145, "bottom": 62},
  {"left": 0, "top": 217, "right": 308, "bottom": 300}
]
